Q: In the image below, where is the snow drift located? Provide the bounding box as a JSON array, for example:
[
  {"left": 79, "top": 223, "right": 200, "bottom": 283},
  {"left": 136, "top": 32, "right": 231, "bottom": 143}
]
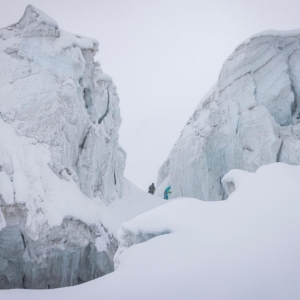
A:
[
  {"left": 0, "top": 5, "right": 165, "bottom": 289},
  {"left": 157, "top": 29, "right": 300, "bottom": 200},
  {"left": 2, "top": 163, "right": 299, "bottom": 299}
]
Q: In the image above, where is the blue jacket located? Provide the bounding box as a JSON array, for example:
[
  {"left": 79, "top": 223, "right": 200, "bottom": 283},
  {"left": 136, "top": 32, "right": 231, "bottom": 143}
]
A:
[{"left": 164, "top": 186, "right": 171, "bottom": 199}]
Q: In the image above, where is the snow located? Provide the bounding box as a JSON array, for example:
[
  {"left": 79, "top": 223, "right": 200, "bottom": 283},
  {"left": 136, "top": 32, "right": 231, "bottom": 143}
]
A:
[
  {"left": 0, "top": 114, "right": 94, "bottom": 239},
  {"left": 0, "top": 6, "right": 166, "bottom": 287},
  {"left": 100, "top": 179, "right": 164, "bottom": 235},
  {"left": 0, "top": 5, "right": 122, "bottom": 205},
  {"left": 0, "top": 107, "right": 163, "bottom": 285},
  {"left": 1, "top": 3, "right": 299, "bottom": 294},
  {"left": 0, "top": 4, "right": 128, "bottom": 235},
  {"left": 57, "top": 29, "right": 99, "bottom": 51},
  {"left": 1, "top": 163, "right": 299, "bottom": 299},
  {"left": 0, "top": 116, "right": 163, "bottom": 237}
]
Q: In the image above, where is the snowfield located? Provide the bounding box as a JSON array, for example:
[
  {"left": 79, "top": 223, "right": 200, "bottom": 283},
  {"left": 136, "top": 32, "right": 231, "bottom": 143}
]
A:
[{"left": 2, "top": 163, "right": 299, "bottom": 299}]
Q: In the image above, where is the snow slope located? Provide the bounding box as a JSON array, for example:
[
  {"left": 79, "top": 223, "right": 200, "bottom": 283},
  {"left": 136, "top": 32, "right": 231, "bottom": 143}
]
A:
[
  {"left": 0, "top": 5, "right": 164, "bottom": 289},
  {"left": 100, "top": 179, "right": 164, "bottom": 236},
  {"left": 157, "top": 28, "right": 300, "bottom": 200},
  {"left": 0, "top": 115, "right": 163, "bottom": 288},
  {"left": 0, "top": 110, "right": 163, "bottom": 288},
  {"left": 2, "top": 163, "right": 299, "bottom": 299}
]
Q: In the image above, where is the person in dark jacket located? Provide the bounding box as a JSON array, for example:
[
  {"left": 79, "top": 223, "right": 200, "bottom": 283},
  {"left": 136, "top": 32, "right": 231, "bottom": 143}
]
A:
[
  {"left": 148, "top": 183, "right": 155, "bottom": 195},
  {"left": 164, "top": 186, "right": 172, "bottom": 200}
]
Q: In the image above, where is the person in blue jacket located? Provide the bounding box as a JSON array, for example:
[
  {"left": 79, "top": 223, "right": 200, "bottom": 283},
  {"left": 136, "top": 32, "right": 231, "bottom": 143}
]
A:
[{"left": 164, "top": 186, "right": 172, "bottom": 200}]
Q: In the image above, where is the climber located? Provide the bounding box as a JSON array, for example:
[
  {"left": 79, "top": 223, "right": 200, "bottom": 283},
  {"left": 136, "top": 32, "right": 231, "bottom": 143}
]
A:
[
  {"left": 148, "top": 183, "right": 155, "bottom": 195},
  {"left": 164, "top": 186, "right": 172, "bottom": 200}
]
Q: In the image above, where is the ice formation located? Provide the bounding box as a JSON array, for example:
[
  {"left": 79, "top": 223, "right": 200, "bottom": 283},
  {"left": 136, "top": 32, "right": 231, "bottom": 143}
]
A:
[
  {"left": 0, "top": 5, "right": 129, "bottom": 289},
  {"left": 157, "top": 29, "right": 300, "bottom": 200}
]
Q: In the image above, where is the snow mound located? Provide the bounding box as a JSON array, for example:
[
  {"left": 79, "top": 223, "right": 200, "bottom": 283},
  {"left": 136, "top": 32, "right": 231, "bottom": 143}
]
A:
[
  {"left": 157, "top": 28, "right": 300, "bottom": 200},
  {"left": 2, "top": 163, "right": 299, "bottom": 299}
]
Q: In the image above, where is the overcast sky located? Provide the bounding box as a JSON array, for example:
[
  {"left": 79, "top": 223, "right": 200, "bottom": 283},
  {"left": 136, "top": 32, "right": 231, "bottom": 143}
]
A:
[{"left": 2, "top": 0, "right": 300, "bottom": 190}]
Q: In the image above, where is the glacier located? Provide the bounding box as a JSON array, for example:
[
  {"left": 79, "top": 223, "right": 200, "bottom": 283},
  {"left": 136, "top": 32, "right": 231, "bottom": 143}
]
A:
[
  {"left": 157, "top": 29, "right": 300, "bottom": 200},
  {"left": 0, "top": 5, "right": 165, "bottom": 289}
]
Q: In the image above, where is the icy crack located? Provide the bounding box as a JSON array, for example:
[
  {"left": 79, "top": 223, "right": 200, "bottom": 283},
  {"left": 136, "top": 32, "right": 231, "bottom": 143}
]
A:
[{"left": 98, "top": 88, "right": 110, "bottom": 124}]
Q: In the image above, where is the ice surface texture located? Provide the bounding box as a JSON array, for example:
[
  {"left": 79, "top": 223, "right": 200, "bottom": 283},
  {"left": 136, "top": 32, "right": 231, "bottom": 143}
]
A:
[
  {"left": 0, "top": 5, "right": 125, "bottom": 288},
  {"left": 157, "top": 30, "right": 300, "bottom": 200},
  {"left": 0, "top": 5, "right": 125, "bottom": 203}
]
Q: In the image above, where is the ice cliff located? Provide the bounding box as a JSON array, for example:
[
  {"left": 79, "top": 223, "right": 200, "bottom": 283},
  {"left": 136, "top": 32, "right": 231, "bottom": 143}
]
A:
[
  {"left": 0, "top": 5, "right": 126, "bottom": 288},
  {"left": 157, "top": 29, "right": 300, "bottom": 200}
]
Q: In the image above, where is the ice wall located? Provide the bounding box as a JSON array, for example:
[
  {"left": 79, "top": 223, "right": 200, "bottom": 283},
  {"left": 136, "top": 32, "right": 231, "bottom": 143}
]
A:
[
  {"left": 157, "top": 30, "right": 300, "bottom": 200},
  {"left": 0, "top": 5, "right": 125, "bottom": 288}
]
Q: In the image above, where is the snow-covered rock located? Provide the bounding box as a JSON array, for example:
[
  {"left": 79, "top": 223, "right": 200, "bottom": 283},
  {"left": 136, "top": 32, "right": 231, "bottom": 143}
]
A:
[
  {"left": 157, "top": 29, "right": 300, "bottom": 200},
  {"left": 0, "top": 5, "right": 133, "bottom": 289},
  {"left": 2, "top": 163, "right": 299, "bottom": 299}
]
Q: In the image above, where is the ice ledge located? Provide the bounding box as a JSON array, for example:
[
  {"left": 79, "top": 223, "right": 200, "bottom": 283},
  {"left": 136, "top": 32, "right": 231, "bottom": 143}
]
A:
[
  {"left": 221, "top": 169, "right": 253, "bottom": 198},
  {"left": 114, "top": 221, "right": 173, "bottom": 268}
]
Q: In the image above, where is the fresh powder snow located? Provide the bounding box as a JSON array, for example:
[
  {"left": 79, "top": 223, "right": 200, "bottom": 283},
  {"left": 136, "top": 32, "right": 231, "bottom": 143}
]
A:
[{"left": 1, "top": 163, "right": 300, "bottom": 299}]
